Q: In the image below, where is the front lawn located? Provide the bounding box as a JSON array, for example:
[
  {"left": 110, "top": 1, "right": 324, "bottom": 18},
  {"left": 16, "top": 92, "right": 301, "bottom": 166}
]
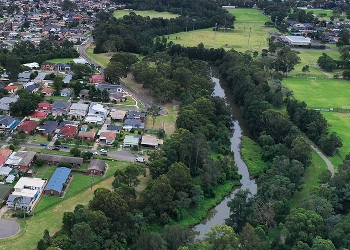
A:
[
  {"left": 31, "top": 134, "right": 49, "bottom": 145},
  {"left": 44, "top": 96, "right": 70, "bottom": 102}
]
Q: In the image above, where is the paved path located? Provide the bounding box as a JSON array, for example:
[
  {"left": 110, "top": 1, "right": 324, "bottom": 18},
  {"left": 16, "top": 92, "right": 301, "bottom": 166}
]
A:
[
  {"left": 306, "top": 138, "right": 335, "bottom": 176},
  {"left": 0, "top": 206, "right": 20, "bottom": 239}
]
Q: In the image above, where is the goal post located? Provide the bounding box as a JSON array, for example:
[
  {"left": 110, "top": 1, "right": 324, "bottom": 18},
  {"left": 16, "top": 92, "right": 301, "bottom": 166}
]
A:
[{"left": 307, "top": 76, "right": 316, "bottom": 81}]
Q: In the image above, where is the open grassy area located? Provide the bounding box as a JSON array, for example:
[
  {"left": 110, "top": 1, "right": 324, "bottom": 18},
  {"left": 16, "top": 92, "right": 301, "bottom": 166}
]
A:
[
  {"left": 167, "top": 8, "right": 274, "bottom": 51},
  {"left": 322, "top": 112, "right": 350, "bottom": 167},
  {"left": 46, "top": 58, "right": 74, "bottom": 64},
  {"left": 0, "top": 160, "right": 127, "bottom": 250},
  {"left": 240, "top": 136, "right": 269, "bottom": 178},
  {"left": 85, "top": 46, "right": 111, "bottom": 68},
  {"left": 289, "top": 49, "right": 340, "bottom": 77},
  {"left": 44, "top": 96, "right": 70, "bottom": 102},
  {"left": 145, "top": 103, "right": 178, "bottom": 135},
  {"left": 291, "top": 150, "right": 328, "bottom": 208},
  {"left": 31, "top": 134, "right": 49, "bottom": 145},
  {"left": 283, "top": 77, "right": 350, "bottom": 109},
  {"left": 34, "top": 165, "right": 56, "bottom": 179},
  {"left": 114, "top": 10, "right": 179, "bottom": 19}
]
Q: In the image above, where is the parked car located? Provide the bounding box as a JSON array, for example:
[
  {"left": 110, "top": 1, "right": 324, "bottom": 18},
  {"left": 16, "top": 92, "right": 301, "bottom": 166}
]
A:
[
  {"left": 100, "top": 149, "right": 108, "bottom": 153},
  {"left": 52, "top": 147, "right": 60, "bottom": 151},
  {"left": 135, "top": 157, "right": 145, "bottom": 163},
  {"left": 100, "top": 152, "right": 107, "bottom": 156},
  {"left": 63, "top": 145, "right": 69, "bottom": 149},
  {"left": 40, "top": 142, "right": 47, "bottom": 146}
]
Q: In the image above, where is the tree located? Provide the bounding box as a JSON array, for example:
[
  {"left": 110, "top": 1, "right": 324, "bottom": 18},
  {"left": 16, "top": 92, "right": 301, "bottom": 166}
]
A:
[
  {"left": 71, "top": 222, "right": 97, "bottom": 250},
  {"left": 163, "top": 225, "right": 195, "bottom": 250},
  {"left": 62, "top": 212, "right": 76, "bottom": 234},
  {"left": 317, "top": 53, "right": 336, "bottom": 72},
  {"left": 201, "top": 224, "right": 240, "bottom": 250},
  {"left": 81, "top": 151, "right": 93, "bottom": 160},
  {"left": 311, "top": 237, "right": 336, "bottom": 250},
  {"left": 53, "top": 77, "right": 64, "bottom": 96},
  {"left": 148, "top": 105, "right": 159, "bottom": 128},
  {"left": 70, "top": 147, "right": 81, "bottom": 157},
  {"left": 276, "top": 46, "right": 301, "bottom": 76},
  {"left": 337, "top": 29, "right": 350, "bottom": 46},
  {"left": 283, "top": 208, "right": 326, "bottom": 247},
  {"left": 302, "top": 65, "right": 310, "bottom": 73},
  {"left": 226, "top": 189, "right": 253, "bottom": 232},
  {"left": 34, "top": 158, "right": 45, "bottom": 168},
  {"left": 101, "top": 89, "right": 110, "bottom": 102},
  {"left": 136, "top": 231, "right": 166, "bottom": 250},
  {"left": 6, "top": 53, "right": 21, "bottom": 81},
  {"left": 104, "top": 62, "right": 126, "bottom": 83},
  {"left": 239, "top": 223, "right": 270, "bottom": 250},
  {"left": 318, "top": 132, "right": 342, "bottom": 156},
  {"left": 167, "top": 162, "right": 193, "bottom": 193}
]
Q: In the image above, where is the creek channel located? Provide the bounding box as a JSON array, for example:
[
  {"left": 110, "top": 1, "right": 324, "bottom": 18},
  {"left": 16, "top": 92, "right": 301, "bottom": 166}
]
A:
[{"left": 193, "top": 71, "right": 258, "bottom": 240}]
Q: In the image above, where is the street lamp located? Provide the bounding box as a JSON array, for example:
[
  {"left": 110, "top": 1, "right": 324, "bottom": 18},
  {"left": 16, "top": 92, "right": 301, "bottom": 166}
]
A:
[
  {"left": 186, "top": 15, "right": 189, "bottom": 32},
  {"left": 214, "top": 23, "right": 218, "bottom": 45},
  {"left": 192, "top": 19, "right": 196, "bottom": 40}
]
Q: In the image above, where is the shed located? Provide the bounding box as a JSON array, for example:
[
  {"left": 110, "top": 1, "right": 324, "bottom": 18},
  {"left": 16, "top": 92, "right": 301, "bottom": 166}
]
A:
[{"left": 5, "top": 174, "right": 15, "bottom": 183}]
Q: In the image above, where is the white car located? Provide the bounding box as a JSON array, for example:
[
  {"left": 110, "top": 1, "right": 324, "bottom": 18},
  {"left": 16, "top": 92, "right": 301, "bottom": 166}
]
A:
[
  {"left": 135, "top": 157, "right": 145, "bottom": 163},
  {"left": 100, "top": 149, "right": 108, "bottom": 153}
]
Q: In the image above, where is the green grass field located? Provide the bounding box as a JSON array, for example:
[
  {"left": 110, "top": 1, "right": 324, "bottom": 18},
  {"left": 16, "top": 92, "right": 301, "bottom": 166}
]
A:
[
  {"left": 85, "top": 46, "right": 110, "bottom": 68},
  {"left": 167, "top": 8, "right": 274, "bottom": 51},
  {"left": 283, "top": 77, "right": 350, "bottom": 109},
  {"left": 44, "top": 96, "right": 70, "bottom": 102},
  {"left": 240, "top": 136, "right": 269, "bottom": 178},
  {"left": 113, "top": 10, "right": 179, "bottom": 19},
  {"left": 291, "top": 150, "right": 328, "bottom": 208},
  {"left": 289, "top": 49, "right": 340, "bottom": 77},
  {"left": 46, "top": 58, "right": 74, "bottom": 64}
]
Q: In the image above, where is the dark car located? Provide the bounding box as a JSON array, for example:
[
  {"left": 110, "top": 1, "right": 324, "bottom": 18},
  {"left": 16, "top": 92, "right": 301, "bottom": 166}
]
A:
[
  {"left": 100, "top": 152, "right": 107, "bottom": 156},
  {"left": 40, "top": 142, "right": 47, "bottom": 146},
  {"left": 62, "top": 145, "right": 69, "bottom": 149},
  {"left": 52, "top": 147, "right": 60, "bottom": 151}
]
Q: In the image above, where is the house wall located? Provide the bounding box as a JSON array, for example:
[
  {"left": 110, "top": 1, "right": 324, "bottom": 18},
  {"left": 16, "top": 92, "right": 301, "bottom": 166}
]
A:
[
  {"left": 43, "top": 189, "right": 60, "bottom": 196},
  {"left": 87, "top": 169, "right": 103, "bottom": 176}
]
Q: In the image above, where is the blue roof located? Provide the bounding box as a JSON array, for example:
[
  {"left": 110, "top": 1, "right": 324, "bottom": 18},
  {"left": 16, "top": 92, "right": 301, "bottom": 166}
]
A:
[{"left": 44, "top": 167, "right": 71, "bottom": 193}]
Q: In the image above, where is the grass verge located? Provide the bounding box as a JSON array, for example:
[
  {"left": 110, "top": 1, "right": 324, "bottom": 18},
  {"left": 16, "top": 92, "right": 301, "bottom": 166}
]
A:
[
  {"left": 240, "top": 136, "right": 269, "bottom": 178},
  {"left": 290, "top": 150, "right": 328, "bottom": 208}
]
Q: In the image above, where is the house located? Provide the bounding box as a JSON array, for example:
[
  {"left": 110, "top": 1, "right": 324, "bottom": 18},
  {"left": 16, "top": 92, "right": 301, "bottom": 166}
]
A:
[
  {"left": 60, "top": 88, "right": 72, "bottom": 97},
  {"left": 0, "top": 166, "right": 12, "bottom": 176},
  {"left": 123, "top": 119, "right": 144, "bottom": 131},
  {"left": 141, "top": 135, "right": 163, "bottom": 149},
  {"left": 37, "top": 121, "right": 59, "bottom": 136},
  {"left": 110, "top": 110, "right": 126, "bottom": 121},
  {"left": 43, "top": 167, "right": 72, "bottom": 196},
  {"left": 17, "top": 72, "right": 31, "bottom": 82},
  {"left": 78, "top": 129, "right": 96, "bottom": 141},
  {"left": 41, "top": 87, "right": 54, "bottom": 96},
  {"left": 36, "top": 102, "right": 52, "bottom": 112},
  {"left": 87, "top": 159, "right": 106, "bottom": 176},
  {"left": 4, "top": 151, "right": 36, "bottom": 170},
  {"left": 85, "top": 103, "right": 108, "bottom": 124},
  {"left": 0, "top": 97, "right": 17, "bottom": 113},
  {"left": 99, "top": 131, "right": 117, "bottom": 145},
  {"left": 6, "top": 177, "right": 46, "bottom": 211},
  {"left": 89, "top": 74, "right": 105, "bottom": 84},
  {"left": 17, "top": 120, "right": 38, "bottom": 135},
  {"left": 68, "top": 103, "right": 89, "bottom": 119},
  {"left": 36, "top": 154, "right": 83, "bottom": 168},
  {"left": 55, "top": 63, "right": 71, "bottom": 72},
  {"left": 123, "top": 135, "right": 140, "bottom": 148},
  {"left": 110, "top": 92, "right": 126, "bottom": 102},
  {"left": 79, "top": 89, "right": 89, "bottom": 99},
  {"left": 58, "top": 124, "right": 78, "bottom": 139},
  {"left": 4, "top": 85, "right": 18, "bottom": 94},
  {"left": 51, "top": 102, "right": 71, "bottom": 116},
  {"left": 29, "top": 111, "right": 48, "bottom": 120},
  {"left": 62, "top": 75, "right": 72, "bottom": 84},
  {"left": 107, "top": 125, "right": 122, "bottom": 133},
  {"left": 41, "top": 62, "right": 55, "bottom": 71},
  {"left": 0, "top": 115, "right": 19, "bottom": 134},
  {"left": 126, "top": 111, "right": 146, "bottom": 121},
  {"left": 24, "top": 83, "right": 40, "bottom": 93},
  {"left": 96, "top": 84, "right": 122, "bottom": 93}
]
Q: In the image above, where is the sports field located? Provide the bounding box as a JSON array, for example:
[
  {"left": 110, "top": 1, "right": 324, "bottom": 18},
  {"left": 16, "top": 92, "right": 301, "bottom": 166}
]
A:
[
  {"left": 167, "top": 8, "right": 274, "bottom": 51},
  {"left": 113, "top": 10, "right": 179, "bottom": 19},
  {"left": 283, "top": 78, "right": 350, "bottom": 109}
]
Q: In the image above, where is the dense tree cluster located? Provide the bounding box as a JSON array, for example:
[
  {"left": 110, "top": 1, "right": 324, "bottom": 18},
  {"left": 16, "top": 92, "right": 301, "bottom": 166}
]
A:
[
  {"left": 92, "top": 0, "right": 235, "bottom": 54},
  {"left": 10, "top": 90, "right": 43, "bottom": 117}
]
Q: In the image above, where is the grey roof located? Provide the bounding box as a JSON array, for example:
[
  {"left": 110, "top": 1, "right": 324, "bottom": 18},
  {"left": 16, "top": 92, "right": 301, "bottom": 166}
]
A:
[
  {"left": 124, "top": 119, "right": 144, "bottom": 128},
  {"left": 36, "top": 154, "right": 83, "bottom": 165},
  {"left": 24, "top": 84, "right": 40, "bottom": 93},
  {"left": 107, "top": 125, "right": 122, "bottom": 131},
  {"left": 79, "top": 89, "right": 89, "bottom": 96},
  {"left": 0, "top": 97, "right": 17, "bottom": 105},
  {"left": 17, "top": 71, "right": 31, "bottom": 80},
  {"left": 38, "top": 121, "right": 58, "bottom": 134},
  {"left": 0, "top": 115, "right": 17, "bottom": 127},
  {"left": 126, "top": 111, "right": 146, "bottom": 119},
  {"left": 7, "top": 194, "right": 32, "bottom": 205},
  {"left": 0, "top": 104, "right": 9, "bottom": 111},
  {"left": 56, "top": 121, "right": 74, "bottom": 130},
  {"left": 96, "top": 84, "right": 122, "bottom": 92},
  {"left": 52, "top": 102, "right": 71, "bottom": 109},
  {"left": 87, "top": 159, "right": 106, "bottom": 172},
  {"left": 15, "top": 151, "right": 36, "bottom": 166},
  {"left": 62, "top": 75, "right": 73, "bottom": 84}
]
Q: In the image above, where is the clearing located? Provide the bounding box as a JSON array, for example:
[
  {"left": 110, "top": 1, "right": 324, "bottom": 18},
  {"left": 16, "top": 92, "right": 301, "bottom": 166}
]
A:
[{"left": 113, "top": 10, "right": 179, "bottom": 19}]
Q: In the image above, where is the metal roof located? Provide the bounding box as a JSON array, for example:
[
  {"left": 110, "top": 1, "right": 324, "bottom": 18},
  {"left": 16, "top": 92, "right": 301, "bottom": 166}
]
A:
[{"left": 44, "top": 167, "right": 71, "bottom": 193}]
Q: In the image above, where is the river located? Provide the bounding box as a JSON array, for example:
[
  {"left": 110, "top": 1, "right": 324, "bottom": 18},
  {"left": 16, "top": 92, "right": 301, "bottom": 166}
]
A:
[{"left": 193, "top": 72, "right": 258, "bottom": 240}]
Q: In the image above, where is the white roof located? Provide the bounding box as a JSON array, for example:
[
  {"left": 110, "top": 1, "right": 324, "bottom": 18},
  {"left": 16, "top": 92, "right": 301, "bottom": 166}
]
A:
[
  {"left": 23, "top": 62, "right": 39, "bottom": 68},
  {"left": 6, "top": 174, "right": 15, "bottom": 183},
  {"left": 5, "top": 152, "right": 21, "bottom": 166},
  {"left": 286, "top": 36, "right": 311, "bottom": 43},
  {"left": 12, "top": 189, "right": 37, "bottom": 198},
  {"left": 0, "top": 166, "right": 12, "bottom": 175},
  {"left": 90, "top": 103, "right": 107, "bottom": 113},
  {"left": 14, "top": 177, "right": 46, "bottom": 189},
  {"left": 73, "top": 58, "right": 88, "bottom": 64},
  {"left": 85, "top": 116, "right": 103, "bottom": 122}
]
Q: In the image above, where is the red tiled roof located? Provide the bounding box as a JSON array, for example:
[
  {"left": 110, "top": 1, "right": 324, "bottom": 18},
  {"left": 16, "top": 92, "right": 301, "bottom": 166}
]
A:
[
  {"left": 41, "top": 88, "right": 54, "bottom": 93},
  {"left": 100, "top": 131, "right": 117, "bottom": 141},
  {"left": 17, "top": 120, "right": 38, "bottom": 133},
  {"left": 4, "top": 85, "right": 18, "bottom": 90},
  {"left": 0, "top": 148, "right": 12, "bottom": 159},
  {"left": 59, "top": 125, "right": 78, "bottom": 137},
  {"left": 29, "top": 111, "right": 48, "bottom": 118},
  {"left": 37, "top": 102, "right": 52, "bottom": 111}
]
